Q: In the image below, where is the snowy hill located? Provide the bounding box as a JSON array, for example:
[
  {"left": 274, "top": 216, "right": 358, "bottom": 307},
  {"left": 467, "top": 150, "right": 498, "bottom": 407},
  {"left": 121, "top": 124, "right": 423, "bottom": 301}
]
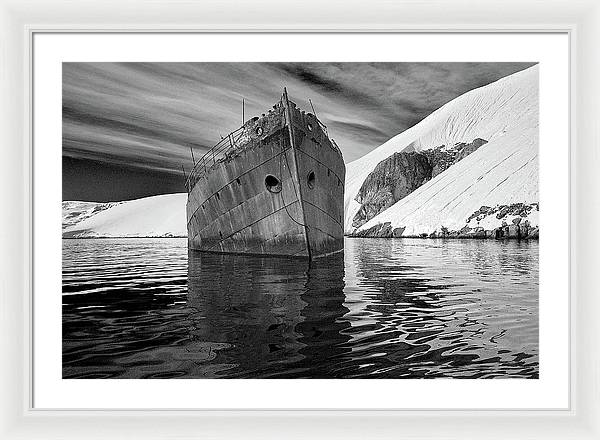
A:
[
  {"left": 345, "top": 65, "right": 539, "bottom": 238},
  {"left": 63, "top": 193, "right": 187, "bottom": 238},
  {"left": 62, "top": 200, "right": 122, "bottom": 230}
]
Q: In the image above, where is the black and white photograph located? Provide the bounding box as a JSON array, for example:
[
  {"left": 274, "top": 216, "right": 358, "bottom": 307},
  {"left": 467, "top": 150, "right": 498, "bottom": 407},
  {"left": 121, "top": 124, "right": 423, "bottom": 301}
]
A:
[{"left": 62, "top": 61, "right": 539, "bottom": 379}]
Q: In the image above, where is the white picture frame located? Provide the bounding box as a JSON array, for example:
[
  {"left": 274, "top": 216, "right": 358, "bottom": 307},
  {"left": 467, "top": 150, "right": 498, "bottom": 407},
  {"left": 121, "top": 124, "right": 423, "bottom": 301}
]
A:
[{"left": 1, "top": 0, "right": 598, "bottom": 438}]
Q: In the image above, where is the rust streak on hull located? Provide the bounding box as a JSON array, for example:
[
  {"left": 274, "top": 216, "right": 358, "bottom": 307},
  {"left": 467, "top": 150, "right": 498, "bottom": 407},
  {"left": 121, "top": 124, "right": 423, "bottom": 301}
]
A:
[{"left": 186, "top": 90, "right": 345, "bottom": 259}]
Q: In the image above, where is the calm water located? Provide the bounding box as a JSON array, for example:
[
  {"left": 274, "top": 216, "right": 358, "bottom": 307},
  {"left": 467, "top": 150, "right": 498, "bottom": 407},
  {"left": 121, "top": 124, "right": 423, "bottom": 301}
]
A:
[{"left": 62, "top": 238, "right": 538, "bottom": 379}]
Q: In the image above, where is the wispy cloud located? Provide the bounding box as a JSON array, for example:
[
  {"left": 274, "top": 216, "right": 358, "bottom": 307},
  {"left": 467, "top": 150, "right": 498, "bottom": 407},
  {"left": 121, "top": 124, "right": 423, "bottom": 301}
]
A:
[{"left": 63, "top": 62, "right": 536, "bottom": 189}]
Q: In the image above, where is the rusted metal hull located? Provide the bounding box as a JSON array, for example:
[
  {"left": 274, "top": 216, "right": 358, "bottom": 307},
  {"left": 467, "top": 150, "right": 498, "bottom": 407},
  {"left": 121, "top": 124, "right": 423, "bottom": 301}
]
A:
[{"left": 186, "top": 92, "right": 345, "bottom": 259}]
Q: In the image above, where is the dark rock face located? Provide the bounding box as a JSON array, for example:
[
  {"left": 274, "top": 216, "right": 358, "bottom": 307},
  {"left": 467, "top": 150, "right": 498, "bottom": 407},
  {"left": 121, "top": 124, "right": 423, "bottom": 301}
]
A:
[
  {"left": 466, "top": 203, "right": 538, "bottom": 224},
  {"left": 453, "top": 138, "right": 488, "bottom": 164},
  {"left": 352, "top": 152, "right": 432, "bottom": 228},
  {"left": 465, "top": 204, "right": 539, "bottom": 240},
  {"left": 492, "top": 221, "right": 539, "bottom": 240},
  {"left": 392, "top": 226, "right": 406, "bottom": 237},
  {"left": 352, "top": 138, "right": 488, "bottom": 228},
  {"left": 351, "top": 222, "right": 394, "bottom": 238},
  {"left": 422, "top": 138, "right": 488, "bottom": 178}
]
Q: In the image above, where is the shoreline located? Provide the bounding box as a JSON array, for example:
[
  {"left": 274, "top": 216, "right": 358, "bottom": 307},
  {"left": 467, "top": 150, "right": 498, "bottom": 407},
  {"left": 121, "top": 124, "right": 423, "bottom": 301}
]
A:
[
  {"left": 62, "top": 235, "right": 538, "bottom": 241},
  {"left": 62, "top": 236, "right": 187, "bottom": 239},
  {"left": 347, "top": 219, "right": 539, "bottom": 241},
  {"left": 345, "top": 235, "right": 539, "bottom": 240}
]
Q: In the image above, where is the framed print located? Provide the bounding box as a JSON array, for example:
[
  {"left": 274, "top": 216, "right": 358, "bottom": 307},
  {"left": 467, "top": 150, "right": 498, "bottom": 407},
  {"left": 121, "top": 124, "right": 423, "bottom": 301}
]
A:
[
  {"left": 35, "top": 32, "right": 567, "bottom": 410},
  {"left": 1, "top": 0, "right": 599, "bottom": 439}
]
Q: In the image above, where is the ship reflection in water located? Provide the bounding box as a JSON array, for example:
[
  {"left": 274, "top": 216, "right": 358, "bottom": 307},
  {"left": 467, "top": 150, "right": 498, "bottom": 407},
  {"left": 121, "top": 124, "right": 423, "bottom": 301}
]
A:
[
  {"left": 186, "top": 251, "right": 351, "bottom": 378},
  {"left": 62, "top": 238, "right": 538, "bottom": 379}
]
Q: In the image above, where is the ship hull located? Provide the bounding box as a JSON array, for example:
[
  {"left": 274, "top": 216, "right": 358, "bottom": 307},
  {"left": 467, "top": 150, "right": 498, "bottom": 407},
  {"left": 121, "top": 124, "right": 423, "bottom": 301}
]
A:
[{"left": 186, "top": 95, "right": 345, "bottom": 259}]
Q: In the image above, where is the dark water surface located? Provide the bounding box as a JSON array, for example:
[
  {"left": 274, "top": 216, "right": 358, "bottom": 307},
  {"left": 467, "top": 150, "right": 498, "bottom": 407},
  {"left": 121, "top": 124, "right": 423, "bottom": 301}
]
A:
[{"left": 62, "top": 238, "right": 538, "bottom": 379}]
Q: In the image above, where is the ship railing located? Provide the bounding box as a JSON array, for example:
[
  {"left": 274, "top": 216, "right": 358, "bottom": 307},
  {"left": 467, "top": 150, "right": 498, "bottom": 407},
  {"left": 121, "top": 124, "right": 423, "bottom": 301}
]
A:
[
  {"left": 186, "top": 126, "right": 245, "bottom": 190},
  {"left": 315, "top": 117, "right": 329, "bottom": 137},
  {"left": 310, "top": 116, "right": 343, "bottom": 158},
  {"left": 330, "top": 138, "right": 343, "bottom": 155},
  {"left": 307, "top": 112, "right": 337, "bottom": 152}
]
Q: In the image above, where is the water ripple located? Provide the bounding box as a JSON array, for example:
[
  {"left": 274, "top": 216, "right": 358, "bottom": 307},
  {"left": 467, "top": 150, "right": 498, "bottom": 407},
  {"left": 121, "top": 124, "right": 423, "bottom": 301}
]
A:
[{"left": 62, "top": 237, "right": 538, "bottom": 379}]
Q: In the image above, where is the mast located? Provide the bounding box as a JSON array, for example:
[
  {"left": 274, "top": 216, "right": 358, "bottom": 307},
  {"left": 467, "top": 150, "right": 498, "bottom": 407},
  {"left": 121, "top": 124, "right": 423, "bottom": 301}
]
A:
[{"left": 282, "top": 88, "right": 312, "bottom": 259}]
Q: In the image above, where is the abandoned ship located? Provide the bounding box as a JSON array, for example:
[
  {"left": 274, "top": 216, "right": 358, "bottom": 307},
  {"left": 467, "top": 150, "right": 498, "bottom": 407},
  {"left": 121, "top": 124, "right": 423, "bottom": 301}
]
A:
[{"left": 185, "top": 89, "right": 346, "bottom": 259}]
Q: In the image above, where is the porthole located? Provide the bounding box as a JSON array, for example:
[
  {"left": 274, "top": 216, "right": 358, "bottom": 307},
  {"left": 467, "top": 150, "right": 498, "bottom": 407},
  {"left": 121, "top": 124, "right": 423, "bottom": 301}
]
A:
[
  {"left": 307, "top": 171, "right": 316, "bottom": 189},
  {"left": 307, "top": 123, "right": 313, "bottom": 132},
  {"left": 265, "top": 174, "right": 282, "bottom": 193},
  {"left": 256, "top": 126, "right": 264, "bottom": 136}
]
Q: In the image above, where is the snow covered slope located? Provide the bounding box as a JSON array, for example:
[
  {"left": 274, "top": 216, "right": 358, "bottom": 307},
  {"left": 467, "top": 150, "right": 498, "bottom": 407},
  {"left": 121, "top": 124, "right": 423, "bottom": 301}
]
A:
[
  {"left": 345, "top": 65, "right": 538, "bottom": 236},
  {"left": 63, "top": 193, "right": 187, "bottom": 238},
  {"left": 62, "top": 200, "right": 121, "bottom": 230}
]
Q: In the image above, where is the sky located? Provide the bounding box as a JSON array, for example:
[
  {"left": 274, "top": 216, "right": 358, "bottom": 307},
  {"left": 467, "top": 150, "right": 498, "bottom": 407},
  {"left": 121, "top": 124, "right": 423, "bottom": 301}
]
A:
[{"left": 63, "top": 62, "right": 536, "bottom": 202}]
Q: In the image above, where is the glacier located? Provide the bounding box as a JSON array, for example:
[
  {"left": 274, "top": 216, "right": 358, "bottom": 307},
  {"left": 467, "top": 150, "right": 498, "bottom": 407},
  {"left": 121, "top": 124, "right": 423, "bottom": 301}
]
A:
[{"left": 344, "top": 64, "right": 539, "bottom": 237}]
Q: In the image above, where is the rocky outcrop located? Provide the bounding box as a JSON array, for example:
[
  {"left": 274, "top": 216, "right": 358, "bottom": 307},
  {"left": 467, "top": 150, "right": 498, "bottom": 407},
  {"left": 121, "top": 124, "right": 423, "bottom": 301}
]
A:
[
  {"left": 466, "top": 202, "right": 538, "bottom": 224},
  {"left": 422, "top": 138, "right": 488, "bottom": 178},
  {"left": 350, "top": 222, "right": 406, "bottom": 238},
  {"left": 348, "top": 202, "right": 539, "bottom": 240},
  {"left": 352, "top": 152, "right": 432, "bottom": 228},
  {"left": 488, "top": 219, "right": 538, "bottom": 240},
  {"left": 349, "top": 222, "right": 539, "bottom": 240},
  {"left": 352, "top": 138, "right": 488, "bottom": 228},
  {"left": 351, "top": 222, "right": 393, "bottom": 237}
]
